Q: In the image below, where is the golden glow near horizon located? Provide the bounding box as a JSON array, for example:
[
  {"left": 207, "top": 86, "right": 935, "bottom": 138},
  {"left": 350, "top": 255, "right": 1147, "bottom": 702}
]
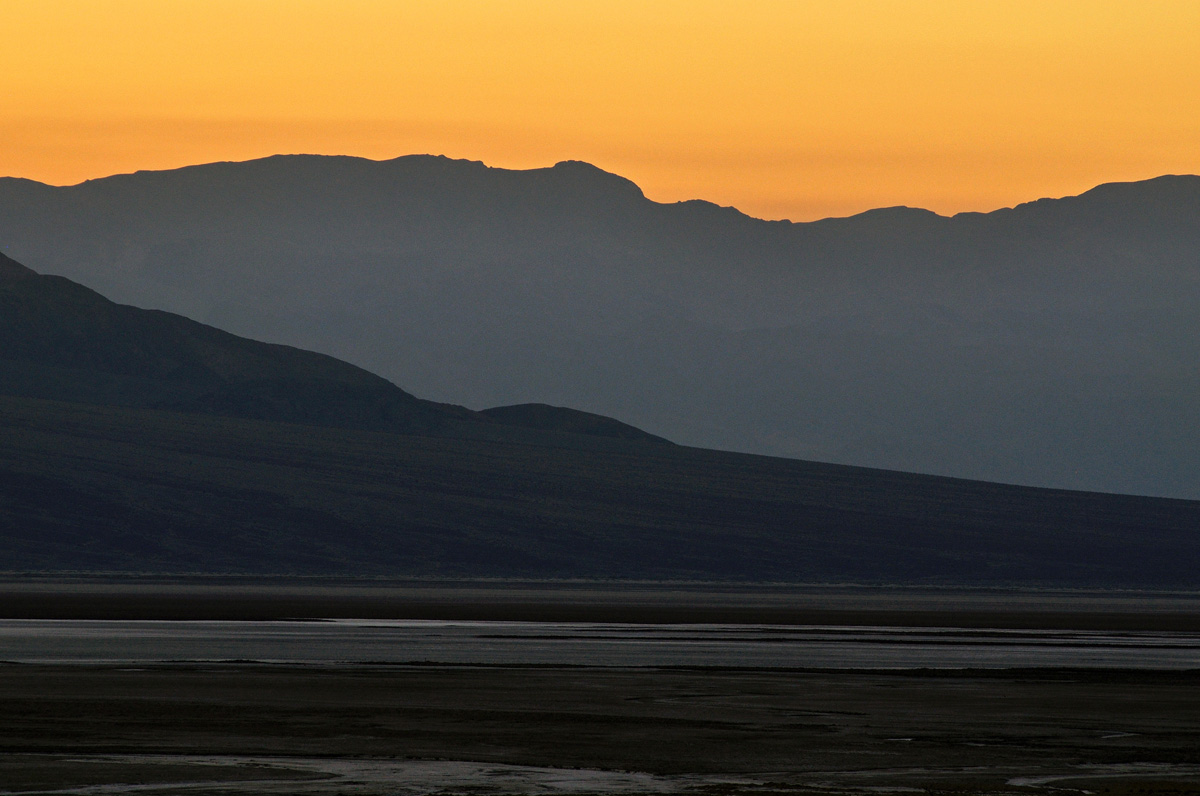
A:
[{"left": 2, "top": 1, "right": 1199, "bottom": 220}]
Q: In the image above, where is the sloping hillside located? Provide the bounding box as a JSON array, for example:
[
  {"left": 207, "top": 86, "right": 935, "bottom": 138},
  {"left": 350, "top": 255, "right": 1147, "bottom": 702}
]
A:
[
  {"left": 0, "top": 252, "right": 668, "bottom": 443},
  {"left": 3, "top": 392, "right": 1199, "bottom": 585}
]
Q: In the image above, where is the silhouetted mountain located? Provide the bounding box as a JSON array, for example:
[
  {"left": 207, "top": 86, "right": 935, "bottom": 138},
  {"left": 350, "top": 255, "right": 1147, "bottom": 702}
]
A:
[
  {"left": 481, "top": 403, "right": 672, "bottom": 443},
  {"left": 0, "top": 251, "right": 473, "bottom": 433},
  {"left": 3, "top": 157, "right": 1199, "bottom": 497},
  {"left": 0, "top": 253, "right": 666, "bottom": 443},
  {"left": 5, "top": 392, "right": 1200, "bottom": 585}
]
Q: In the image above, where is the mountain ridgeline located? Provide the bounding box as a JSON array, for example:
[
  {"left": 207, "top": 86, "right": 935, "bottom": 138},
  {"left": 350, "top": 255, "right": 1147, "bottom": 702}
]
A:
[
  {"left": 2, "top": 157, "right": 1200, "bottom": 497},
  {"left": 0, "top": 252, "right": 660, "bottom": 441},
  {"left": 0, "top": 252, "right": 465, "bottom": 433}
]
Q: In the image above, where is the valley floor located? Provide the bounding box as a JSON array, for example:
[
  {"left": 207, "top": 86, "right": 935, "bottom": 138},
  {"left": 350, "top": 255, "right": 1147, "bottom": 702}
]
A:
[{"left": 2, "top": 663, "right": 1199, "bottom": 795}]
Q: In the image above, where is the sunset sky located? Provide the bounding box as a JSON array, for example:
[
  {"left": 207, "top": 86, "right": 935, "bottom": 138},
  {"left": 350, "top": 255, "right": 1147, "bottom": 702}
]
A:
[{"left": 3, "top": 1, "right": 1198, "bottom": 220}]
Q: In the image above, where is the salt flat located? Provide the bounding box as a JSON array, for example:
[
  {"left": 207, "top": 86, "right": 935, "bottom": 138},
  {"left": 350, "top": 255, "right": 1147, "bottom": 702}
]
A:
[
  {"left": 2, "top": 618, "right": 1200, "bottom": 669},
  {"left": 2, "top": 663, "right": 1198, "bottom": 795}
]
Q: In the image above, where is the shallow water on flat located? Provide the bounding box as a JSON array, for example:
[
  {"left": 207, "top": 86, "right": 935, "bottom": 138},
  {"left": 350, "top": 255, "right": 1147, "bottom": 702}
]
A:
[{"left": 2, "top": 619, "right": 1198, "bottom": 668}]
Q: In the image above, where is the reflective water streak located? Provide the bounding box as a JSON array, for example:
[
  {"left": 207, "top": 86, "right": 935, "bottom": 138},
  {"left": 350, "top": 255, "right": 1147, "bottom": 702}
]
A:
[{"left": 1, "top": 619, "right": 1198, "bottom": 669}]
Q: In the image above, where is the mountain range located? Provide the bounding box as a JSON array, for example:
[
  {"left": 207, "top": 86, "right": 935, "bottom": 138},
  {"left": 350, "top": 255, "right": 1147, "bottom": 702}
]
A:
[
  {"left": 0, "top": 251, "right": 664, "bottom": 443},
  {"left": 2, "top": 156, "right": 1197, "bottom": 497},
  {"left": 3, "top": 253, "right": 1200, "bottom": 584}
]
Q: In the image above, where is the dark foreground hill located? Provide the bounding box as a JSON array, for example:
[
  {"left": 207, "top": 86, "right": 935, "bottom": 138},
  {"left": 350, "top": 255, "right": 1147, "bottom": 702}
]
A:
[
  {"left": 0, "top": 251, "right": 471, "bottom": 433},
  {"left": 3, "top": 157, "right": 1199, "bottom": 497},
  {"left": 3, "top": 392, "right": 1200, "bottom": 585},
  {"left": 0, "top": 253, "right": 661, "bottom": 441}
]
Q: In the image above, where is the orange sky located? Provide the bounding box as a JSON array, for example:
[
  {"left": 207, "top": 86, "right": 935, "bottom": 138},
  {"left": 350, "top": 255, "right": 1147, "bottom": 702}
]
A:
[{"left": 2, "top": 1, "right": 1198, "bottom": 220}]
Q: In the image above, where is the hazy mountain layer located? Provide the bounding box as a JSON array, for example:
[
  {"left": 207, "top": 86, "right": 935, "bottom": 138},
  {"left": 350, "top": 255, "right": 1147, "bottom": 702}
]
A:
[{"left": 2, "top": 157, "right": 1198, "bottom": 496}]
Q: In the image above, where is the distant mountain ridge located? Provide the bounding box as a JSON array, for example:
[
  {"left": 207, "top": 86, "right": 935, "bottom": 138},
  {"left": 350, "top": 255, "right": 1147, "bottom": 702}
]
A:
[{"left": 2, "top": 157, "right": 1199, "bottom": 497}]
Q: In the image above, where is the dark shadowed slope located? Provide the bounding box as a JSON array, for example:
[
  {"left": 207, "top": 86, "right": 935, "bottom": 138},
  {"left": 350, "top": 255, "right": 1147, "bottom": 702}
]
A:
[
  {"left": 0, "top": 251, "right": 471, "bottom": 433},
  {"left": 2, "top": 157, "right": 1197, "bottom": 497},
  {"left": 0, "top": 253, "right": 667, "bottom": 443},
  {"left": 3, "top": 392, "right": 1200, "bottom": 585}
]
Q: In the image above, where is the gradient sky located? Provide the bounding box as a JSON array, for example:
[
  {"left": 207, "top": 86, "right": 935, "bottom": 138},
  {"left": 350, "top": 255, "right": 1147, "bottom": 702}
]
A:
[{"left": 3, "top": 1, "right": 1198, "bottom": 220}]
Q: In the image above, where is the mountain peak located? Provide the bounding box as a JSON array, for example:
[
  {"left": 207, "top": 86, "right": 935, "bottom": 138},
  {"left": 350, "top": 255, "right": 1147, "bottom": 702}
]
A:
[{"left": 547, "top": 160, "right": 646, "bottom": 200}]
